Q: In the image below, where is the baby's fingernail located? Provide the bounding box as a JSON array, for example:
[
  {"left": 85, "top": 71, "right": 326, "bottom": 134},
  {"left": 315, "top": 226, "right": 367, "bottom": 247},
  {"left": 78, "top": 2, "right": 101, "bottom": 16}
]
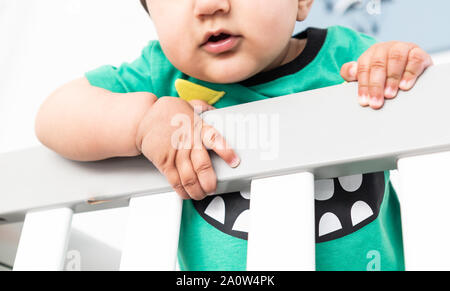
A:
[
  {"left": 399, "top": 80, "right": 407, "bottom": 89},
  {"left": 230, "top": 157, "right": 241, "bottom": 168},
  {"left": 358, "top": 94, "right": 369, "bottom": 106},
  {"left": 370, "top": 96, "right": 383, "bottom": 108},
  {"left": 384, "top": 87, "right": 397, "bottom": 98},
  {"left": 400, "top": 79, "right": 413, "bottom": 90}
]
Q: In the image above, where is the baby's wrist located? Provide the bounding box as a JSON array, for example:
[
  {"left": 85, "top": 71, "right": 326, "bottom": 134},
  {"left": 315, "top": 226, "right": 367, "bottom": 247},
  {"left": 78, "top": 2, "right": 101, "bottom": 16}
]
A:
[{"left": 134, "top": 93, "right": 158, "bottom": 154}]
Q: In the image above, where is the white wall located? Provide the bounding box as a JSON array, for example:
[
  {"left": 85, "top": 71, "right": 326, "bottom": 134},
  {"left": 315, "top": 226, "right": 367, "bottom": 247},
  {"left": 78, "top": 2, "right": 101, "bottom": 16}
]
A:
[
  {"left": 0, "top": 0, "right": 157, "bottom": 270},
  {"left": 0, "top": 0, "right": 157, "bottom": 153}
]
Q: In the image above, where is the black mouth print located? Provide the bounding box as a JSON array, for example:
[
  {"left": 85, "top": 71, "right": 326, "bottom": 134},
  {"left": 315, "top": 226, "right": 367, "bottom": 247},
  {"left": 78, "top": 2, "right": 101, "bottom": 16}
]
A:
[
  {"left": 315, "top": 172, "right": 385, "bottom": 243},
  {"left": 192, "top": 190, "right": 250, "bottom": 240},
  {"left": 192, "top": 172, "right": 385, "bottom": 243}
]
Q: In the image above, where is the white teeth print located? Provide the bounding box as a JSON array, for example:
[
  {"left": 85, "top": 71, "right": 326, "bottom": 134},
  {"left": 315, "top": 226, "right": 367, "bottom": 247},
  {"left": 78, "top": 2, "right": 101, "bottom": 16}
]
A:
[
  {"left": 204, "top": 196, "right": 226, "bottom": 224},
  {"left": 232, "top": 210, "right": 250, "bottom": 233},
  {"left": 318, "top": 212, "right": 343, "bottom": 237},
  {"left": 240, "top": 190, "right": 250, "bottom": 200},
  {"left": 338, "top": 174, "right": 363, "bottom": 192},
  {"left": 315, "top": 179, "right": 335, "bottom": 201},
  {"left": 351, "top": 201, "right": 374, "bottom": 226}
]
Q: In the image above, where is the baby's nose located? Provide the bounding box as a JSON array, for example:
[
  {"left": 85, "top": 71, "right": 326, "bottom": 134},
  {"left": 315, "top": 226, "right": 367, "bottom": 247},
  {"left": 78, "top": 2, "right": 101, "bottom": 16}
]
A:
[{"left": 194, "top": 0, "right": 231, "bottom": 18}]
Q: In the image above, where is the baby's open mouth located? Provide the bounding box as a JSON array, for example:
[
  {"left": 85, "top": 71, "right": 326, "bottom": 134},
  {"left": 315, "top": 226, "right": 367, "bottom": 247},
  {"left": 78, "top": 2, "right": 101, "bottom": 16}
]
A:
[
  {"left": 201, "top": 32, "right": 241, "bottom": 54},
  {"left": 207, "top": 33, "right": 232, "bottom": 43}
]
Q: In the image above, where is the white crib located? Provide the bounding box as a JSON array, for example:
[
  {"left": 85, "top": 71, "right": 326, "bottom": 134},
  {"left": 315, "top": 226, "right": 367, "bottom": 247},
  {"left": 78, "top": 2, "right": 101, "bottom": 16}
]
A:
[{"left": 1, "top": 64, "right": 450, "bottom": 271}]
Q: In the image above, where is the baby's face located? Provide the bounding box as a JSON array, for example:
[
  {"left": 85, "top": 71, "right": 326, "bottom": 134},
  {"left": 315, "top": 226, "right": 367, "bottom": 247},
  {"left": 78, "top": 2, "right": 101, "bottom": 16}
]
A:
[{"left": 147, "top": 0, "right": 310, "bottom": 84}]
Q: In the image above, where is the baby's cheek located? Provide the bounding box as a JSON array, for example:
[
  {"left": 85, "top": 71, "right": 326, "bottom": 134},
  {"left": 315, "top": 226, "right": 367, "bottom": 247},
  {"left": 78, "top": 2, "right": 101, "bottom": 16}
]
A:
[{"left": 159, "top": 37, "right": 193, "bottom": 68}]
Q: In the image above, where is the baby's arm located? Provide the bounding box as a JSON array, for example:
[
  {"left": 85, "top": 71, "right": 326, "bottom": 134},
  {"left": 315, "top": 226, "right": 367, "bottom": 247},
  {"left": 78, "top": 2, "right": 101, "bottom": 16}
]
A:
[
  {"left": 35, "top": 78, "right": 239, "bottom": 200},
  {"left": 35, "top": 77, "right": 157, "bottom": 161}
]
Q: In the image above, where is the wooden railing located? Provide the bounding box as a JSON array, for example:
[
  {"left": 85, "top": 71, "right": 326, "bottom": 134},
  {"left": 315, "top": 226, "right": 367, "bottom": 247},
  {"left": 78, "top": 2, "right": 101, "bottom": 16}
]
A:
[{"left": 1, "top": 64, "right": 450, "bottom": 271}]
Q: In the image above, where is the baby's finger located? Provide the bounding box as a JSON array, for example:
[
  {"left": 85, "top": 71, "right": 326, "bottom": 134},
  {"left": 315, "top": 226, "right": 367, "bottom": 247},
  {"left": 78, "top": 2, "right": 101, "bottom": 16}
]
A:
[
  {"left": 368, "top": 46, "right": 389, "bottom": 109},
  {"left": 162, "top": 164, "right": 190, "bottom": 200},
  {"left": 340, "top": 61, "right": 358, "bottom": 82},
  {"left": 191, "top": 147, "right": 217, "bottom": 195},
  {"left": 400, "top": 47, "right": 433, "bottom": 91},
  {"left": 357, "top": 48, "right": 375, "bottom": 106},
  {"left": 175, "top": 149, "right": 206, "bottom": 200},
  {"left": 201, "top": 123, "right": 241, "bottom": 168},
  {"left": 385, "top": 43, "right": 412, "bottom": 99}
]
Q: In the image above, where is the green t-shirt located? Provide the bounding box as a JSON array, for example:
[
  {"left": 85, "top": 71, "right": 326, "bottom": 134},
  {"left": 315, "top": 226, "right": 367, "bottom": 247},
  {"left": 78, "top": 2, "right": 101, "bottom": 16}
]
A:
[{"left": 86, "top": 25, "right": 405, "bottom": 271}]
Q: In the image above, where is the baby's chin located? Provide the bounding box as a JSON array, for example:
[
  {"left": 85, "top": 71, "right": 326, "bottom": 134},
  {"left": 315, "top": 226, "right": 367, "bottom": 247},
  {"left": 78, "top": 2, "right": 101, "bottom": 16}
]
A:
[{"left": 187, "top": 65, "right": 261, "bottom": 84}]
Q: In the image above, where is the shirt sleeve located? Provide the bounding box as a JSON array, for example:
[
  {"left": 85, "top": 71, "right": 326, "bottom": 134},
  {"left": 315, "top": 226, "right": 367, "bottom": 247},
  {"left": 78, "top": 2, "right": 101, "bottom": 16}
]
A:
[{"left": 85, "top": 41, "right": 157, "bottom": 94}]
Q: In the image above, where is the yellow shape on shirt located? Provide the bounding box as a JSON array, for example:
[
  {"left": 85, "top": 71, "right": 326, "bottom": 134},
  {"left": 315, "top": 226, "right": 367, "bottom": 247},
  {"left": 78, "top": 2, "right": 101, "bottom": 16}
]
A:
[{"left": 175, "top": 79, "right": 225, "bottom": 105}]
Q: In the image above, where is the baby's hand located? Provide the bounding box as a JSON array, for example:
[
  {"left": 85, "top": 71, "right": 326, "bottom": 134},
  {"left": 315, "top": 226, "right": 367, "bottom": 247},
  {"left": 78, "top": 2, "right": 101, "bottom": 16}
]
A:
[
  {"left": 135, "top": 97, "right": 240, "bottom": 200},
  {"left": 340, "top": 42, "right": 433, "bottom": 109}
]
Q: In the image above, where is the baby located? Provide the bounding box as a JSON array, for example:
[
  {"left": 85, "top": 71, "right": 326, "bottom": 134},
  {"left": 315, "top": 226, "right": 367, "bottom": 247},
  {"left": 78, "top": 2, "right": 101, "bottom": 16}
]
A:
[{"left": 35, "top": 0, "right": 432, "bottom": 271}]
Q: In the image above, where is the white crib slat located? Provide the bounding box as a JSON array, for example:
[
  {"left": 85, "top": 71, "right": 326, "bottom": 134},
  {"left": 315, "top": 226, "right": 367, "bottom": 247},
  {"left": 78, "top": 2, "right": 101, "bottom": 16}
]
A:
[
  {"left": 120, "top": 192, "right": 182, "bottom": 270},
  {"left": 247, "top": 172, "right": 315, "bottom": 271},
  {"left": 397, "top": 151, "right": 450, "bottom": 271},
  {"left": 13, "top": 208, "right": 73, "bottom": 271}
]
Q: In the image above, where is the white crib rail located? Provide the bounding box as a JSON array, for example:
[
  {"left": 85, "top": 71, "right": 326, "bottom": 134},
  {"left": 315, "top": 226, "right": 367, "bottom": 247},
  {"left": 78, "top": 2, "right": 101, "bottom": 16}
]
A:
[
  {"left": 13, "top": 208, "right": 73, "bottom": 271},
  {"left": 1, "top": 64, "right": 450, "bottom": 271},
  {"left": 247, "top": 173, "right": 315, "bottom": 271},
  {"left": 398, "top": 152, "right": 450, "bottom": 271},
  {"left": 120, "top": 193, "right": 182, "bottom": 271}
]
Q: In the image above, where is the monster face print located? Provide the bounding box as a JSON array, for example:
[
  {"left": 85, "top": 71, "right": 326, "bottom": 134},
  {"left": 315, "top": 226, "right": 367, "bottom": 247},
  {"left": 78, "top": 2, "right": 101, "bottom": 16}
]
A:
[{"left": 192, "top": 172, "right": 385, "bottom": 242}]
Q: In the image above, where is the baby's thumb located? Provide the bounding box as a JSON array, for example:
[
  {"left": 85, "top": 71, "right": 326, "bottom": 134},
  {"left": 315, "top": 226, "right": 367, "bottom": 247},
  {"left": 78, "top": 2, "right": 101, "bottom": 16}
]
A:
[
  {"left": 188, "top": 99, "right": 216, "bottom": 114},
  {"left": 340, "top": 61, "right": 358, "bottom": 82}
]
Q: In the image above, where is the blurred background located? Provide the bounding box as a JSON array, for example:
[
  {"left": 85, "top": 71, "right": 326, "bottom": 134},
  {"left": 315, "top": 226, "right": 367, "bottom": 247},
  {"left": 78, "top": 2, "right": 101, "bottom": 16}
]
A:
[
  {"left": 1, "top": 0, "right": 449, "bottom": 271},
  {"left": 301, "top": 0, "right": 450, "bottom": 53}
]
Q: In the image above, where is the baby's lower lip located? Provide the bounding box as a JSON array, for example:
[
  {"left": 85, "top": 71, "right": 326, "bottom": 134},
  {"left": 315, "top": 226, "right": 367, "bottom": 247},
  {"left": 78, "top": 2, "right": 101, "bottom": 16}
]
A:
[{"left": 201, "top": 35, "right": 241, "bottom": 54}]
